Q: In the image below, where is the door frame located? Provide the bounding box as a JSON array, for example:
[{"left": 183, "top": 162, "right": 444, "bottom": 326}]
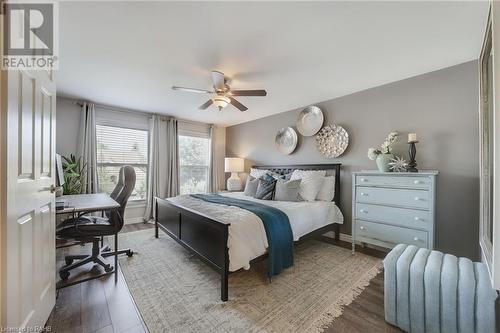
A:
[
  {"left": 480, "top": 1, "right": 500, "bottom": 290},
  {"left": 0, "top": 5, "right": 7, "bottom": 320},
  {"left": 491, "top": 0, "right": 500, "bottom": 290}
]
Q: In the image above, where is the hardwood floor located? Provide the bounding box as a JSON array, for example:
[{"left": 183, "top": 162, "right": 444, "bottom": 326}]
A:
[
  {"left": 47, "top": 223, "right": 401, "bottom": 333},
  {"left": 46, "top": 223, "right": 152, "bottom": 333}
]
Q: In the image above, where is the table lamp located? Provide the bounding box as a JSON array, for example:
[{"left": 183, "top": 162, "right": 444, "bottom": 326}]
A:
[{"left": 225, "top": 157, "right": 244, "bottom": 191}]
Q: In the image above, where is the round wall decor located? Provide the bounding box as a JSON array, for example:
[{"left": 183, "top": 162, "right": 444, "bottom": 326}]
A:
[
  {"left": 296, "top": 105, "right": 324, "bottom": 136},
  {"left": 315, "top": 124, "right": 349, "bottom": 158},
  {"left": 275, "top": 127, "right": 298, "bottom": 155}
]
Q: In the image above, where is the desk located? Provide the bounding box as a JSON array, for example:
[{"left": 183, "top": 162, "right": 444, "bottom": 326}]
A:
[
  {"left": 55, "top": 193, "right": 121, "bottom": 289},
  {"left": 56, "top": 193, "right": 120, "bottom": 215}
]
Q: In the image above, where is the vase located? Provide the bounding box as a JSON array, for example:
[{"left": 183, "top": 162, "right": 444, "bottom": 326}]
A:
[{"left": 376, "top": 153, "right": 393, "bottom": 172}]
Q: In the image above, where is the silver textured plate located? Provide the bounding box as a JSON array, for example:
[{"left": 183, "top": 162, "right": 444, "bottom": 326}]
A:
[
  {"left": 297, "top": 105, "right": 324, "bottom": 136},
  {"left": 275, "top": 127, "right": 298, "bottom": 155},
  {"left": 315, "top": 124, "right": 349, "bottom": 158}
]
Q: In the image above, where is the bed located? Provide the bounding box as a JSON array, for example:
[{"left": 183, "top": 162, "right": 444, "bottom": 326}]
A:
[{"left": 155, "top": 164, "right": 342, "bottom": 301}]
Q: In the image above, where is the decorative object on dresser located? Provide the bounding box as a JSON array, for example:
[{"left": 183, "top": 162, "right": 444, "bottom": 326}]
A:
[
  {"left": 407, "top": 133, "right": 419, "bottom": 172},
  {"left": 315, "top": 124, "right": 349, "bottom": 158},
  {"left": 296, "top": 105, "right": 324, "bottom": 136},
  {"left": 275, "top": 127, "right": 298, "bottom": 155},
  {"left": 388, "top": 156, "right": 408, "bottom": 172},
  {"left": 225, "top": 157, "right": 245, "bottom": 191},
  {"left": 367, "top": 132, "right": 399, "bottom": 172},
  {"left": 352, "top": 171, "right": 438, "bottom": 252}
]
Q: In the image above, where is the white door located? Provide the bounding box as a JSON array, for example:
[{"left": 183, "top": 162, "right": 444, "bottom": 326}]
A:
[{"left": 2, "top": 68, "right": 56, "bottom": 328}]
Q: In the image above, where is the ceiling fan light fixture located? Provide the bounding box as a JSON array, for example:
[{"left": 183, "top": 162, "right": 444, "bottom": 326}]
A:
[{"left": 212, "top": 96, "right": 230, "bottom": 110}]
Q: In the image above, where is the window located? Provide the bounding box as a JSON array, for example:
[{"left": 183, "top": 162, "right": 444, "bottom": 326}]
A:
[
  {"left": 179, "top": 135, "right": 210, "bottom": 194},
  {"left": 96, "top": 125, "right": 148, "bottom": 201}
]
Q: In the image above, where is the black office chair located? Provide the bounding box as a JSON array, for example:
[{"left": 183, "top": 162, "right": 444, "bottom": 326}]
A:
[{"left": 57, "top": 166, "right": 135, "bottom": 280}]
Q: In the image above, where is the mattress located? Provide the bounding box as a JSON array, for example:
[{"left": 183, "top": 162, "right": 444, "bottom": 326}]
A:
[{"left": 167, "top": 192, "right": 344, "bottom": 272}]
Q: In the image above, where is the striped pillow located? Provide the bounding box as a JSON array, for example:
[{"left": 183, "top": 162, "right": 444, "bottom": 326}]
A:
[{"left": 254, "top": 175, "right": 276, "bottom": 200}]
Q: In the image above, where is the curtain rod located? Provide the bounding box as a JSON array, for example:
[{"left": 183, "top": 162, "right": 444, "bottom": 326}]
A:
[{"left": 70, "top": 98, "right": 214, "bottom": 126}]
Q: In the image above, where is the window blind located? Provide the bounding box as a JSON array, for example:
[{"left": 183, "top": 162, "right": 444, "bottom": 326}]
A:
[{"left": 96, "top": 124, "right": 149, "bottom": 200}]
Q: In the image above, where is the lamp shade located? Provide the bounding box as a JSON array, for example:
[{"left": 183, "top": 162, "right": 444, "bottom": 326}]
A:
[{"left": 224, "top": 157, "right": 244, "bottom": 173}]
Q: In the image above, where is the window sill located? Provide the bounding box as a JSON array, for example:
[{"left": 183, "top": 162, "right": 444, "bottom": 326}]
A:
[{"left": 127, "top": 199, "right": 146, "bottom": 207}]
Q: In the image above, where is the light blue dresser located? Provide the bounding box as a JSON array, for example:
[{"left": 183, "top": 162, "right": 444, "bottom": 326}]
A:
[{"left": 352, "top": 171, "right": 438, "bottom": 251}]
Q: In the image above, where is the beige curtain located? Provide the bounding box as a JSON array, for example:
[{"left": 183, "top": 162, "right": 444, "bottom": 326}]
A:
[
  {"left": 144, "top": 115, "right": 179, "bottom": 221},
  {"left": 208, "top": 124, "right": 220, "bottom": 193},
  {"left": 77, "top": 102, "right": 98, "bottom": 194}
]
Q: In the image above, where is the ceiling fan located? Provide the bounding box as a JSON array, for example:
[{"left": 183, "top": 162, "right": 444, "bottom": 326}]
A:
[{"left": 172, "top": 70, "right": 267, "bottom": 112}]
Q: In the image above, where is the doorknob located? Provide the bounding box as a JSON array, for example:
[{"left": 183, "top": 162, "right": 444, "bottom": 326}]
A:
[{"left": 49, "top": 184, "right": 56, "bottom": 193}]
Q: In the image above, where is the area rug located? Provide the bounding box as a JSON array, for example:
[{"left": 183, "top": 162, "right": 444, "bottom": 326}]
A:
[{"left": 118, "top": 229, "right": 382, "bottom": 333}]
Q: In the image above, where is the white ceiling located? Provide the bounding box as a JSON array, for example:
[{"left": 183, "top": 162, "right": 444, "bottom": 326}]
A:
[{"left": 58, "top": 1, "right": 489, "bottom": 126}]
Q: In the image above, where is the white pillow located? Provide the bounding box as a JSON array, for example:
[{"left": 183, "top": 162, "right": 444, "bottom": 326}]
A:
[
  {"left": 250, "top": 168, "right": 269, "bottom": 179},
  {"left": 316, "top": 176, "right": 335, "bottom": 201},
  {"left": 290, "top": 170, "right": 326, "bottom": 201}
]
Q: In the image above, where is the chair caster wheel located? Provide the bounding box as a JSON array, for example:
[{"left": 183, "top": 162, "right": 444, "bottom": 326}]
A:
[
  {"left": 127, "top": 251, "right": 134, "bottom": 257},
  {"left": 105, "top": 265, "right": 114, "bottom": 273},
  {"left": 65, "top": 258, "right": 74, "bottom": 266},
  {"left": 59, "top": 270, "right": 70, "bottom": 280}
]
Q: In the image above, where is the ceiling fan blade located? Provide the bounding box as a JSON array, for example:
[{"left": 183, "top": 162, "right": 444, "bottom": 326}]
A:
[
  {"left": 230, "top": 89, "right": 267, "bottom": 96},
  {"left": 172, "top": 86, "right": 212, "bottom": 94},
  {"left": 211, "top": 71, "right": 225, "bottom": 91},
  {"left": 228, "top": 97, "right": 248, "bottom": 111},
  {"left": 199, "top": 99, "right": 214, "bottom": 110}
]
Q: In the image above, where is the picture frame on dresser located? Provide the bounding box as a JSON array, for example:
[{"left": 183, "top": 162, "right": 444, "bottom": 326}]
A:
[{"left": 351, "top": 171, "right": 438, "bottom": 252}]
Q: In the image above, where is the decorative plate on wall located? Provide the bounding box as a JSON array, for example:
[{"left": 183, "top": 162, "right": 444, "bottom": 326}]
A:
[
  {"left": 296, "top": 106, "right": 324, "bottom": 136},
  {"left": 275, "top": 127, "right": 298, "bottom": 155},
  {"left": 315, "top": 124, "right": 349, "bottom": 158}
]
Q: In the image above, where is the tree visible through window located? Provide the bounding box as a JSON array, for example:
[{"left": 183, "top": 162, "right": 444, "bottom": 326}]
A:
[
  {"left": 179, "top": 135, "right": 210, "bottom": 194},
  {"left": 96, "top": 125, "right": 148, "bottom": 201}
]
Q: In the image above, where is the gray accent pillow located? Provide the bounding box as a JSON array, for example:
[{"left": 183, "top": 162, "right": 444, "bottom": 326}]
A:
[
  {"left": 274, "top": 178, "right": 301, "bottom": 202},
  {"left": 254, "top": 176, "right": 276, "bottom": 200},
  {"left": 244, "top": 176, "right": 259, "bottom": 196}
]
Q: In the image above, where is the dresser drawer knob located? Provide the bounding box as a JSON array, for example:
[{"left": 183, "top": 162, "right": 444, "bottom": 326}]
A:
[
  {"left": 360, "top": 178, "right": 368, "bottom": 182},
  {"left": 414, "top": 216, "right": 421, "bottom": 221},
  {"left": 360, "top": 192, "right": 368, "bottom": 196},
  {"left": 360, "top": 209, "right": 367, "bottom": 213},
  {"left": 414, "top": 197, "right": 424, "bottom": 201},
  {"left": 360, "top": 226, "right": 365, "bottom": 230},
  {"left": 414, "top": 180, "right": 424, "bottom": 184},
  {"left": 413, "top": 237, "right": 419, "bottom": 241}
]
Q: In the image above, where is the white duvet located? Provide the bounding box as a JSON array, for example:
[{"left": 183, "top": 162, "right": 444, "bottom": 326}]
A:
[{"left": 167, "top": 192, "right": 344, "bottom": 272}]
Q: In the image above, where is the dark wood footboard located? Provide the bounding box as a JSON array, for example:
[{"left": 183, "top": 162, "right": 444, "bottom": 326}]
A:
[{"left": 155, "top": 197, "right": 230, "bottom": 301}]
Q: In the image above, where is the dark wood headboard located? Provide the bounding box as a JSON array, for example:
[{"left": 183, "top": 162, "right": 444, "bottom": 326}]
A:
[{"left": 252, "top": 164, "right": 341, "bottom": 206}]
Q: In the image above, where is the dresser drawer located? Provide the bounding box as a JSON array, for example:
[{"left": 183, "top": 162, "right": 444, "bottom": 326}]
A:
[
  {"left": 356, "top": 186, "right": 430, "bottom": 209},
  {"left": 355, "top": 203, "right": 429, "bottom": 230},
  {"left": 355, "top": 175, "right": 431, "bottom": 189},
  {"left": 355, "top": 220, "right": 428, "bottom": 248}
]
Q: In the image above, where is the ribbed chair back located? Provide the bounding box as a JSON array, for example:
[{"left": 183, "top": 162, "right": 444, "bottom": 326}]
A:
[
  {"left": 384, "top": 244, "right": 497, "bottom": 333},
  {"left": 108, "top": 166, "right": 136, "bottom": 231}
]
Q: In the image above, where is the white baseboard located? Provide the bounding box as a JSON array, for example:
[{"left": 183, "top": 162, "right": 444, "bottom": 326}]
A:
[
  {"left": 323, "top": 231, "right": 353, "bottom": 243},
  {"left": 125, "top": 217, "right": 145, "bottom": 225},
  {"left": 323, "top": 231, "right": 388, "bottom": 253}
]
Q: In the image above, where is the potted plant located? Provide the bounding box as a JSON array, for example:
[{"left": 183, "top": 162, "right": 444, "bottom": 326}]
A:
[
  {"left": 367, "top": 132, "right": 399, "bottom": 172},
  {"left": 61, "top": 154, "right": 86, "bottom": 194}
]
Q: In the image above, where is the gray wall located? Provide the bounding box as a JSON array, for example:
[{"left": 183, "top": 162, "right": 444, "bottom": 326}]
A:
[
  {"left": 56, "top": 97, "right": 81, "bottom": 157},
  {"left": 55, "top": 97, "right": 147, "bottom": 223},
  {"left": 226, "top": 61, "right": 480, "bottom": 260}
]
